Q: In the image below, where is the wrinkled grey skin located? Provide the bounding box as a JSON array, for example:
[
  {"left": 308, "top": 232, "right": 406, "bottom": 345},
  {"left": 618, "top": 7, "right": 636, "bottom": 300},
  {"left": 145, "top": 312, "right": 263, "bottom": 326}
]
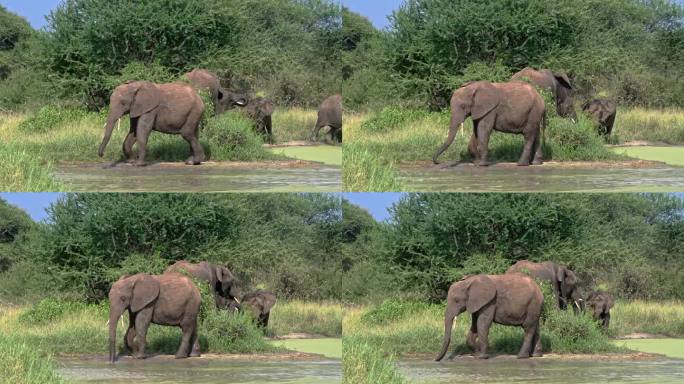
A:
[
  {"left": 310, "top": 94, "right": 342, "bottom": 143},
  {"left": 434, "top": 81, "right": 546, "bottom": 166},
  {"left": 185, "top": 69, "right": 247, "bottom": 114},
  {"left": 511, "top": 67, "right": 577, "bottom": 120},
  {"left": 108, "top": 273, "right": 201, "bottom": 363},
  {"left": 582, "top": 99, "right": 617, "bottom": 138},
  {"left": 235, "top": 290, "right": 277, "bottom": 329},
  {"left": 98, "top": 81, "right": 205, "bottom": 166},
  {"left": 586, "top": 291, "right": 614, "bottom": 329},
  {"left": 242, "top": 97, "right": 275, "bottom": 144},
  {"left": 506, "top": 260, "right": 582, "bottom": 312},
  {"left": 166, "top": 261, "right": 240, "bottom": 308},
  {"left": 435, "top": 273, "right": 544, "bottom": 361}
]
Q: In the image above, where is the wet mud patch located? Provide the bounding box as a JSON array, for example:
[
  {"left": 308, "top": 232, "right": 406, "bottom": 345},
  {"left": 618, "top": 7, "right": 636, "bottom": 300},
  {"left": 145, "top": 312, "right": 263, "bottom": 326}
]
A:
[{"left": 54, "top": 160, "right": 341, "bottom": 192}]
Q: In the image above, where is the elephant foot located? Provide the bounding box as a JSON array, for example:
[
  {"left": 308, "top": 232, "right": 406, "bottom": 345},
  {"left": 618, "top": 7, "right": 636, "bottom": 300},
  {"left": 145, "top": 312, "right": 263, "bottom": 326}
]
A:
[
  {"left": 476, "top": 161, "right": 491, "bottom": 167},
  {"left": 517, "top": 353, "right": 532, "bottom": 359},
  {"left": 532, "top": 352, "right": 543, "bottom": 358},
  {"left": 133, "top": 353, "right": 147, "bottom": 360},
  {"left": 190, "top": 352, "right": 201, "bottom": 358},
  {"left": 133, "top": 161, "right": 147, "bottom": 167},
  {"left": 174, "top": 354, "right": 189, "bottom": 359},
  {"left": 475, "top": 353, "right": 490, "bottom": 360},
  {"left": 185, "top": 157, "right": 202, "bottom": 165},
  {"left": 516, "top": 161, "right": 530, "bottom": 166},
  {"left": 531, "top": 160, "right": 543, "bottom": 166}
]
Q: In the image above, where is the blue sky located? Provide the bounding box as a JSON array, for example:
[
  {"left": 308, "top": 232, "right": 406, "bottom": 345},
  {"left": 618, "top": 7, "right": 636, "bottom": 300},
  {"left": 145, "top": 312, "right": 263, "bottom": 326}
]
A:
[
  {"left": 2, "top": 0, "right": 403, "bottom": 30},
  {"left": 0, "top": 192, "right": 403, "bottom": 222}
]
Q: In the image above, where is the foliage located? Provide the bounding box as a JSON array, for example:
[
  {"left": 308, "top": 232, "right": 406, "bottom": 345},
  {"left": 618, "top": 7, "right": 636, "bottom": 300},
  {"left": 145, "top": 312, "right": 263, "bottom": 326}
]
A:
[
  {"left": 17, "top": 106, "right": 87, "bottom": 134},
  {"left": 202, "top": 112, "right": 273, "bottom": 161},
  {"left": 342, "top": 143, "right": 404, "bottom": 192},
  {"left": 0, "top": 198, "right": 35, "bottom": 274},
  {"left": 0, "top": 334, "right": 65, "bottom": 384},
  {"left": 342, "top": 336, "right": 407, "bottom": 384},
  {"left": 17, "top": 299, "right": 89, "bottom": 326}
]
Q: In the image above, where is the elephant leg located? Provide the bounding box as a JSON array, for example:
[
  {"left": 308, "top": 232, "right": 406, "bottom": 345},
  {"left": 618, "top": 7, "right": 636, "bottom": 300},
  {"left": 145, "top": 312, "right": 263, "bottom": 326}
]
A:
[
  {"left": 518, "top": 322, "right": 538, "bottom": 358},
  {"left": 122, "top": 128, "right": 137, "bottom": 161},
  {"left": 260, "top": 312, "right": 270, "bottom": 329},
  {"left": 190, "top": 326, "right": 201, "bottom": 358},
  {"left": 177, "top": 316, "right": 198, "bottom": 359},
  {"left": 133, "top": 307, "right": 153, "bottom": 359},
  {"left": 532, "top": 325, "right": 543, "bottom": 357},
  {"left": 181, "top": 130, "right": 205, "bottom": 165},
  {"left": 265, "top": 117, "right": 273, "bottom": 144},
  {"left": 475, "top": 310, "right": 493, "bottom": 359},
  {"left": 603, "top": 313, "right": 610, "bottom": 329},
  {"left": 134, "top": 115, "right": 154, "bottom": 167},
  {"left": 124, "top": 311, "right": 137, "bottom": 353},
  {"left": 466, "top": 313, "right": 478, "bottom": 352},
  {"left": 531, "top": 131, "right": 543, "bottom": 165},
  {"left": 518, "top": 130, "right": 535, "bottom": 166},
  {"left": 475, "top": 118, "right": 493, "bottom": 166},
  {"left": 468, "top": 131, "right": 479, "bottom": 162}
]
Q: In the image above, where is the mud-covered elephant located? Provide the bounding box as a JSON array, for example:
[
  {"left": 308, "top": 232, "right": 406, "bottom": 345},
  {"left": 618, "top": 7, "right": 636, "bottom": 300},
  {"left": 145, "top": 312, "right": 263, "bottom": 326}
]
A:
[
  {"left": 108, "top": 273, "right": 201, "bottom": 363},
  {"left": 511, "top": 67, "right": 576, "bottom": 120},
  {"left": 185, "top": 69, "right": 247, "bottom": 114},
  {"left": 506, "top": 260, "right": 581, "bottom": 312},
  {"left": 582, "top": 99, "right": 617, "bottom": 138},
  {"left": 310, "top": 94, "right": 342, "bottom": 143},
  {"left": 586, "top": 291, "right": 614, "bottom": 329},
  {"left": 236, "top": 290, "right": 277, "bottom": 329},
  {"left": 241, "top": 97, "right": 275, "bottom": 144},
  {"left": 433, "top": 81, "right": 546, "bottom": 166},
  {"left": 165, "top": 261, "right": 240, "bottom": 307},
  {"left": 435, "top": 273, "right": 544, "bottom": 361},
  {"left": 98, "top": 81, "right": 205, "bottom": 166}
]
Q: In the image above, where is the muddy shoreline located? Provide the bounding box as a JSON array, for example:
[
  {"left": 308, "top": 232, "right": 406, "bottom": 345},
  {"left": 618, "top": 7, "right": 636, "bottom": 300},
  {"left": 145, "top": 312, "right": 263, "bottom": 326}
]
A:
[
  {"left": 58, "top": 351, "right": 325, "bottom": 362},
  {"left": 401, "top": 159, "right": 667, "bottom": 170}
]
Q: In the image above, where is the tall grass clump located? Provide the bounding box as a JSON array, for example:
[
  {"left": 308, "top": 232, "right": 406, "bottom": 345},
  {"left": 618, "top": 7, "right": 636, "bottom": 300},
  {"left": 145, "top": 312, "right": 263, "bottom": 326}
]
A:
[
  {"left": 272, "top": 108, "right": 317, "bottom": 143},
  {"left": 0, "top": 144, "right": 63, "bottom": 191},
  {"left": 16, "top": 106, "right": 89, "bottom": 134},
  {"left": 610, "top": 300, "right": 684, "bottom": 337},
  {"left": 545, "top": 115, "right": 622, "bottom": 161},
  {"left": 342, "top": 336, "right": 407, "bottom": 384},
  {"left": 0, "top": 334, "right": 65, "bottom": 384},
  {"left": 612, "top": 108, "right": 684, "bottom": 144},
  {"left": 269, "top": 301, "right": 343, "bottom": 337},
  {"left": 201, "top": 112, "right": 275, "bottom": 161},
  {"left": 343, "top": 143, "right": 403, "bottom": 191}
]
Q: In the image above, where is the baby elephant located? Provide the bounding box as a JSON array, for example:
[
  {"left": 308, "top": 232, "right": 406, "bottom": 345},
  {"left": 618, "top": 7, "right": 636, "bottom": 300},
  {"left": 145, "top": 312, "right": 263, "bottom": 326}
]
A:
[
  {"left": 436, "top": 273, "right": 544, "bottom": 361},
  {"left": 586, "top": 291, "right": 614, "bottom": 329},
  {"left": 582, "top": 99, "right": 617, "bottom": 138},
  {"left": 224, "top": 290, "right": 276, "bottom": 329},
  {"left": 108, "top": 273, "right": 201, "bottom": 363}
]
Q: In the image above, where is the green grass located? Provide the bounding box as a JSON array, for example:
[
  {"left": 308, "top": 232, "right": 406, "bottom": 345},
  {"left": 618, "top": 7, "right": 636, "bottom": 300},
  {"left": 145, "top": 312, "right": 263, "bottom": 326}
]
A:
[
  {"left": 0, "top": 143, "right": 64, "bottom": 192},
  {"left": 268, "top": 300, "right": 343, "bottom": 337},
  {"left": 271, "top": 338, "right": 342, "bottom": 359},
  {"left": 342, "top": 142, "right": 404, "bottom": 192},
  {"left": 611, "top": 108, "right": 684, "bottom": 144},
  {"left": 613, "top": 339, "right": 684, "bottom": 359},
  {"left": 0, "top": 333, "right": 65, "bottom": 384},
  {"left": 610, "top": 300, "right": 684, "bottom": 337},
  {"left": 342, "top": 335, "right": 407, "bottom": 384}
]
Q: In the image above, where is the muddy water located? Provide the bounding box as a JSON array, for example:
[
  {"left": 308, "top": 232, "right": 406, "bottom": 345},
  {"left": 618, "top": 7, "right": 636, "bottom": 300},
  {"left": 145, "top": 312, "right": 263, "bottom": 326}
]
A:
[
  {"left": 55, "top": 162, "right": 341, "bottom": 192},
  {"left": 400, "top": 165, "right": 684, "bottom": 192},
  {"left": 610, "top": 146, "right": 684, "bottom": 167},
  {"left": 59, "top": 357, "right": 341, "bottom": 384},
  {"left": 400, "top": 357, "right": 684, "bottom": 384}
]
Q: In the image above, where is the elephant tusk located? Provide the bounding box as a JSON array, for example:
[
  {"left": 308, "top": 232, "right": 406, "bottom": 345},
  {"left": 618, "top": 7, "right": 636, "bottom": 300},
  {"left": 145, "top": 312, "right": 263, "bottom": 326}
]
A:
[
  {"left": 234, "top": 298, "right": 240, "bottom": 304},
  {"left": 459, "top": 122, "right": 465, "bottom": 137},
  {"left": 116, "top": 118, "right": 121, "bottom": 131}
]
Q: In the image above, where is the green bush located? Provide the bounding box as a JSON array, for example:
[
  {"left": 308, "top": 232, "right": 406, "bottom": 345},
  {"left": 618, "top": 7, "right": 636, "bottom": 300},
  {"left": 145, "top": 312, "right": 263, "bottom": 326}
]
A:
[
  {"left": 17, "top": 106, "right": 88, "bottom": 133},
  {"left": 360, "top": 299, "right": 433, "bottom": 326},
  {"left": 203, "top": 112, "right": 272, "bottom": 161},
  {"left": 361, "top": 106, "right": 431, "bottom": 133},
  {"left": 18, "top": 299, "right": 89, "bottom": 325}
]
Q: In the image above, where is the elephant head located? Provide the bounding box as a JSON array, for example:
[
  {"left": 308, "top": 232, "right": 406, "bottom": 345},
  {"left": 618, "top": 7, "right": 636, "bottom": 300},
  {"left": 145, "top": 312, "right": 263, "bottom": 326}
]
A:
[
  {"left": 215, "top": 88, "right": 247, "bottom": 114},
  {"left": 586, "top": 291, "right": 614, "bottom": 326},
  {"left": 108, "top": 274, "right": 160, "bottom": 363},
  {"left": 433, "top": 82, "right": 499, "bottom": 164},
  {"left": 98, "top": 81, "right": 160, "bottom": 157},
  {"left": 556, "top": 266, "right": 579, "bottom": 311},
  {"left": 214, "top": 265, "right": 240, "bottom": 302},
  {"left": 552, "top": 72, "right": 577, "bottom": 120},
  {"left": 435, "top": 275, "right": 496, "bottom": 361}
]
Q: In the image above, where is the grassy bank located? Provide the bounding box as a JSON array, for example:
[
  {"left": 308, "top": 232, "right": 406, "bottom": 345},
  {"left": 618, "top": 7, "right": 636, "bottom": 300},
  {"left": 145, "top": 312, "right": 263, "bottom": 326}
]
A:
[
  {"left": 0, "top": 298, "right": 342, "bottom": 358},
  {"left": 610, "top": 300, "right": 684, "bottom": 337},
  {"left": 612, "top": 108, "right": 684, "bottom": 145},
  {"left": 0, "top": 106, "right": 318, "bottom": 191},
  {"left": 0, "top": 333, "right": 65, "bottom": 384}
]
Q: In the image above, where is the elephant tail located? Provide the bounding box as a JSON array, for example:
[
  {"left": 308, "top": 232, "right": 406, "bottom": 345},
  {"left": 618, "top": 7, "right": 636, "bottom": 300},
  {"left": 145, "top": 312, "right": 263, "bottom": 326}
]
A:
[
  {"left": 435, "top": 303, "right": 460, "bottom": 361},
  {"left": 108, "top": 306, "right": 123, "bottom": 364}
]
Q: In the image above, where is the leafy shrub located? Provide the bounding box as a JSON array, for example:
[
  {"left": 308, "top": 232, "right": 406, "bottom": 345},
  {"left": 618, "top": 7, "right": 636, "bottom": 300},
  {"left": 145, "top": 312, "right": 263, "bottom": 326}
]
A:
[
  {"left": 202, "top": 112, "right": 271, "bottom": 161},
  {"left": 18, "top": 299, "right": 88, "bottom": 325},
  {"left": 361, "top": 107, "right": 431, "bottom": 133},
  {"left": 360, "top": 299, "right": 433, "bottom": 326},
  {"left": 17, "top": 106, "right": 88, "bottom": 133}
]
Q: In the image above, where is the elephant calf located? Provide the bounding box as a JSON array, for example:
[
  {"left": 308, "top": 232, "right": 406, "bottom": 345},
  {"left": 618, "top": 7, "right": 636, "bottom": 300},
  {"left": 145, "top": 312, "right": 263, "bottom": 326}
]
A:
[
  {"left": 108, "top": 273, "right": 201, "bottom": 363},
  {"left": 311, "top": 94, "right": 342, "bottom": 143},
  {"left": 435, "top": 273, "right": 544, "bottom": 361},
  {"left": 221, "top": 290, "right": 276, "bottom": 329},
  {"left": 241, "top": 97, "right": 275, "bottom": 144},
  {"left": 582, "top": 99, "right": 617, "bottom": 138},
  {"left": 586, "top": 291, "right": 614, "bottom": 329},
  {"left": 506, "top": 260, "right": 582, "bottom": 312}
]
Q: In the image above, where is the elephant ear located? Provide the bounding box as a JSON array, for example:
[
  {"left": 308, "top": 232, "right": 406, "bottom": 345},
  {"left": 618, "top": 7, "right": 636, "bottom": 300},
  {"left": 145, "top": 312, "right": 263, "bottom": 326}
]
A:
[
  {"left": 553, "top": 73, "right": 573, "bottom": 90},
  {"left": 130, "top": 274, "right": 160, "bottom": 312},
  {"left": 470, "top": 82, "right": 499, "bottom": 120},
  {"left": 130, "top": 82, "right": 160, "bottom": 118},
  {"left": 466, "top": 275, "right": 496, "bottom": 314}
]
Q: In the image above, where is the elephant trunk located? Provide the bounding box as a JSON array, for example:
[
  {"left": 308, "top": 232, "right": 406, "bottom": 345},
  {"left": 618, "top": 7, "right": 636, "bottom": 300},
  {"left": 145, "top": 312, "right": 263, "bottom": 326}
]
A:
[
  {"left": 435, "top": 303, "right": 462, "bottom": 361},
  {"left": 108, "top": 305, "right": 123, "bottom": 364},
  {"left": 433, "top": 109, "right": 465, "bottom": 164},
  {"left": 99, "top": 111, "right": 123, "bottom": 157},
  {"left": 310, "top": 123, "right": 322, "bottom": 142}
]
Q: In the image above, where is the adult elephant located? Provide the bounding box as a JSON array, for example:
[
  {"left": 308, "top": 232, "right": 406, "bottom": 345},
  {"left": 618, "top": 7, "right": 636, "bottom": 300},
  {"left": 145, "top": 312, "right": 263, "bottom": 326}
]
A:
[
  {"left": 108, "top": 273, "right": 201, "bottom": 363},
  {"left": 98, "top": 81, "right": 205, "bottom": 166},
  {"left": 586, "top": 291, "right": 614, "bottom": 329},
  {"left": 582, "top": 99, "right": 617, "bottom": 138},
  {"left": 433, "top": 81, "right": 546, "bottom": 166},
  {"left": 185, "top": 69, "right": 247, "bottom": 114},
  {"left": 310, "top": 94, "right": 342, "bottom": 143},
  {"left": 506, "top": 260, "right": 581, "bottom": 312},
  {"left": 165, "top": 261, "right": 240, "bottom": 307},
  {"left": 241, "top": 97, "right": 275, "bottom": 144},
  {"left": 235, "top": 290, "right": 277, "bottom": 329},
  {"left": 511, "top": 67, "right": 576, "bottom": 120},
  {"left": 435, "top": 273, "right": 543, "bottom": 361}
]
